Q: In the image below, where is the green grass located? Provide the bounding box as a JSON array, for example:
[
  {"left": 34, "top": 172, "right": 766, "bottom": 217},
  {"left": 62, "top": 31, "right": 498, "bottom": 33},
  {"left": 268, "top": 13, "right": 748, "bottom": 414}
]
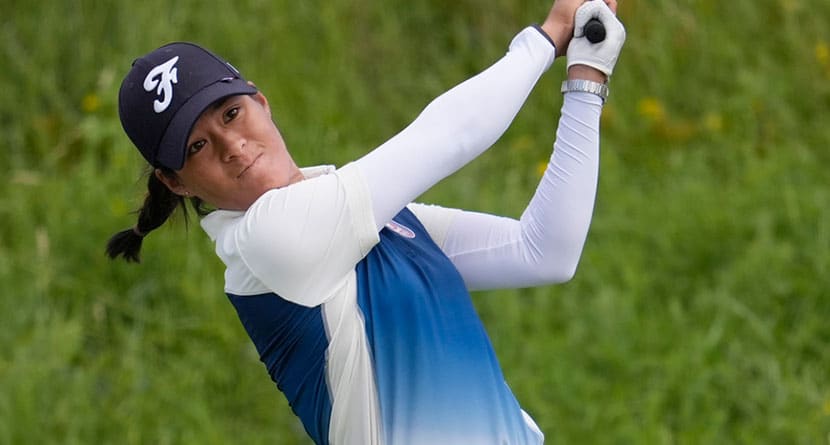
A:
[{"left": 2, "top": 0, "right": 829, "bottom": 443}]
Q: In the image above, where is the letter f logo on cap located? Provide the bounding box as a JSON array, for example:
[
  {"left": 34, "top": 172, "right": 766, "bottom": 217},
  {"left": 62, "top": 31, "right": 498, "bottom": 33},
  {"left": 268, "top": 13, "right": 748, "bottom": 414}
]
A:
[{"left": 143, "top": 56, "right": 179, "bottom": 113}]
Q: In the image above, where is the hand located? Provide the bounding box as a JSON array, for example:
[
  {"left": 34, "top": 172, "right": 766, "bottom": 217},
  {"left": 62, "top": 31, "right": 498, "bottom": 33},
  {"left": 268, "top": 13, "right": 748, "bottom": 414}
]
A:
[
  {"left": 567, "top": 1, "right": 626, "bottom": 79},
  {"left": 541, "top": 0, "right": 617, "bottom": 58}
]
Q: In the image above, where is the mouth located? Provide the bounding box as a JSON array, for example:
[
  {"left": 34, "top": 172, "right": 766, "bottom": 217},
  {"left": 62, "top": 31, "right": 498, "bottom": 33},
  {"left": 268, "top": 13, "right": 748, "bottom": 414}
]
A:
[{"left": 237, "top": 153, "right": 263, "bottom": 179}]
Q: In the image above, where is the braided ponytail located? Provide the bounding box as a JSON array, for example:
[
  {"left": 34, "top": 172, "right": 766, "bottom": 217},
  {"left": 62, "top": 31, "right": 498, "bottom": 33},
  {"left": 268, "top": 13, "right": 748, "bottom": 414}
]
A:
[{"left": 106, "top": 170, "right": 186, "bottom": 263}]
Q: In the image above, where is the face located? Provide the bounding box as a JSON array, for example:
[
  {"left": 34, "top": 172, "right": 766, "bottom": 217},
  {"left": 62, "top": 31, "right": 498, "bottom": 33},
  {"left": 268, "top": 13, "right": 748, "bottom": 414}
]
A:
[{"left": 158, "top": 91, "right": 304, "bottom": 210}]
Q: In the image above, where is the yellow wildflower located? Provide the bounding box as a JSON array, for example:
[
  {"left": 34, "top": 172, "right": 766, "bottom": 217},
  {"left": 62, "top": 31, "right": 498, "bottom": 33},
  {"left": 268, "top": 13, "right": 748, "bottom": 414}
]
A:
[
  {"left": 816, "top": 41, "right": 830, "bottom": 68},
  {"left": 81, "top": 93, "right": 100, "bottom": 113},
  {"left": 702, "top": 112, "right": 723, "bottom": 134},
  {"left": 637, "top": 97, "right": 666, "bottom": 123},
  {"left": 536, "top": 160, "right": 548, "bottom": 178}
]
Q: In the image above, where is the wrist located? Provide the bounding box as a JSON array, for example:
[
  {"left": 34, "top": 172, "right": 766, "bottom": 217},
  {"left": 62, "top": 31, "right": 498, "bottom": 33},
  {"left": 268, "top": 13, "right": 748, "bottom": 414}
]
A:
[
  {"left": 567, "top": 64, "right": 608, "bottom": 83},
  {"left": 539, "top": 22, "right": 572, "bottom": 58},
  {"left": 561, "top": 78, "right": 609, "bottom": 102}
]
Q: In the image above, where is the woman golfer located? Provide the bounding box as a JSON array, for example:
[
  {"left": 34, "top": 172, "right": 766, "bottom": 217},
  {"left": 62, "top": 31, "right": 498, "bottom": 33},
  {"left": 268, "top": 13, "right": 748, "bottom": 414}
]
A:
[{"left": 108, "top": 0, "right": 625, "bottom": 443}]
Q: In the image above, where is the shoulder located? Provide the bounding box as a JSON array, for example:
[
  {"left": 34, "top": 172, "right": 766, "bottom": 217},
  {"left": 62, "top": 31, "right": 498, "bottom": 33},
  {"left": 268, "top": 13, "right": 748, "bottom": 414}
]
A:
[{"left": 201, "top": 163, "right": 380, "bottom": 304}]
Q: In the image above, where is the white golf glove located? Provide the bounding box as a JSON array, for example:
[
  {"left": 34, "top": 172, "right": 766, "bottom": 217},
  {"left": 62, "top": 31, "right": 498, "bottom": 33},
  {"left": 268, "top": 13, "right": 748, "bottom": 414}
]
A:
[{"left": 567, "top": 0, "right": 627, "bottom": 77}]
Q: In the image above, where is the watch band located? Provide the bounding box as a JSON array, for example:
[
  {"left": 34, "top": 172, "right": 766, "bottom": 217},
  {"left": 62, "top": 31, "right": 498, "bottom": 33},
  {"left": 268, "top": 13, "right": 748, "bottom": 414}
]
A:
[{"left": 561, "top": 79, "right": 609, "bottom": 102}]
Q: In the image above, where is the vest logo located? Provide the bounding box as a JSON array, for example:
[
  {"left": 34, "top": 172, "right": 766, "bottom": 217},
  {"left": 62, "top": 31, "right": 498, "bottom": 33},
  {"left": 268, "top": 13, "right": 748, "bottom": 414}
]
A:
[
  {"left": 144, "top": 56, "right": 179, "bottom": 113},
  {"left": 385, "top": 220, "right": 415, "bottom": 239}
]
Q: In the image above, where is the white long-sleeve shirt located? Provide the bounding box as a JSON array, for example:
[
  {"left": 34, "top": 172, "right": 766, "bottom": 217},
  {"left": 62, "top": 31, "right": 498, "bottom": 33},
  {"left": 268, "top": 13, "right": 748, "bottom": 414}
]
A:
[{"left": 201, "top": 26, "right": 601, "bottom": 445}]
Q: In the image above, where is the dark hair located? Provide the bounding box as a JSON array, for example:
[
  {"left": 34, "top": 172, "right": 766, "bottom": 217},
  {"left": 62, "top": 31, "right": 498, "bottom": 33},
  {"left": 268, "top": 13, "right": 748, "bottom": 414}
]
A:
[{"left": 106, "top": 168, "right": 210, "bottom": 263}]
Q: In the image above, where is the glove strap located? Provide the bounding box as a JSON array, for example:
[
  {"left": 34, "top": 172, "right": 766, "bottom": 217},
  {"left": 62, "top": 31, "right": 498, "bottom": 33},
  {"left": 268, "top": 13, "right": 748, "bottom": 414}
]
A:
[{"left": 561, "top": 79, "right": 609, "bottom": 102}]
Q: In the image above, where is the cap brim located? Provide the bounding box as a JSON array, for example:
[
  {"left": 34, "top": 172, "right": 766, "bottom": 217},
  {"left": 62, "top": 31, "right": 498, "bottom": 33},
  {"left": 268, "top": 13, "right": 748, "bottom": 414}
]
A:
[{"left": 156, "top": 78, "right": 258, "bottom": 170}]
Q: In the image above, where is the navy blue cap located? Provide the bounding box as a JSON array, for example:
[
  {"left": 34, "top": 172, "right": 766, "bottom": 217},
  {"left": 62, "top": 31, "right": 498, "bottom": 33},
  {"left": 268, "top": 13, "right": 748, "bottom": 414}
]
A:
[{"left": 118, "top": 42, "right": 257, "bottom": 170}]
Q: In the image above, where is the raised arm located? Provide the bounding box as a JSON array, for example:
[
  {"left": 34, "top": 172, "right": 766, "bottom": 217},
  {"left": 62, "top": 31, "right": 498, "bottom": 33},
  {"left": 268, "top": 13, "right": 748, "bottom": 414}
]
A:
[
  {"left": 221, "top": 1, "right": 623, "bottom": 305},
  {"left": 412, "top": 0, "right": 627, "bottom": 290},
  {"left": 354, "top": 26, "right": 558, "bottom": 230},
  {"left": 415, "top": 91, "right": 603, "bottom": 290}
]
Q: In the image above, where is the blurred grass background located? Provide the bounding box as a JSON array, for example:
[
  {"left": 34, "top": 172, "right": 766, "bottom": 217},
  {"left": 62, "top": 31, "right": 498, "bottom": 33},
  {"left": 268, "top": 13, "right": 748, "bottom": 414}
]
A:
[{"left": 2, "top": 0, "right": 829, "bottom": 443}]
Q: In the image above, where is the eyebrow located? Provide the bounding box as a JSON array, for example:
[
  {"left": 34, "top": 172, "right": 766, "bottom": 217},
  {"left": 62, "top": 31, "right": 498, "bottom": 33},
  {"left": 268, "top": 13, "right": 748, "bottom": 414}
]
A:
[{"left": 210, "top": 96, "right": 232, "bottom": 111}]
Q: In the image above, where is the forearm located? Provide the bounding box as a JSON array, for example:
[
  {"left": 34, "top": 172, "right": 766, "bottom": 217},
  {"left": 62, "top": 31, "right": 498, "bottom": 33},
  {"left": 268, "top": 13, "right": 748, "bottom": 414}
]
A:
[
  {"left": 517, "top": 91, "right": 602, "bottom": 282},
  {"left": 355, "top": 27, "right": 556, "bottom": 230},
  {"left": 439, "top": 92, "right": 602, "bottom": 290}
]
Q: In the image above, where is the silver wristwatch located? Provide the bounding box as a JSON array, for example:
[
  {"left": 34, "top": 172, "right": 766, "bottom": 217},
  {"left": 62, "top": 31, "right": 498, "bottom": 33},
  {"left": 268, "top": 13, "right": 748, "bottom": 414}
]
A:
[{"left": 561, "top": 79, "right": 609, "bottom": 102}]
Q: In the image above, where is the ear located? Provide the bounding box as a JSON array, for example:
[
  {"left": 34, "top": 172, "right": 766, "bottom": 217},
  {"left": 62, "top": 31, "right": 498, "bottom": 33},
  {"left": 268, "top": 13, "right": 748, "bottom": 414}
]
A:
[
  {"left": 154, "top": 169, "right": 189, "bottom": 197},
  {"left": 250, "top": 88, "right": 271, "bottom": 117}
]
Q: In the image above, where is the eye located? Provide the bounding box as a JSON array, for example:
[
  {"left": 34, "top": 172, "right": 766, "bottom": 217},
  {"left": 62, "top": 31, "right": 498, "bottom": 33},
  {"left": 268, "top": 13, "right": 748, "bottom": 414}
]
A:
[
  {"left": 187, "top": 140, "right": 206, "bottom": 155},
  {"left": 223, "top": 106, "right": 240, "bottom": 123}
]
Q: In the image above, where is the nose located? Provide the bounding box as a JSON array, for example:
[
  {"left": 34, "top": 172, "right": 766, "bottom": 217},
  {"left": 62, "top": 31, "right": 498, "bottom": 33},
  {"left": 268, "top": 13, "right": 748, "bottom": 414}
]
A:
[{"left": 217, "top": 130, "right": 247, "bottom": 162}]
